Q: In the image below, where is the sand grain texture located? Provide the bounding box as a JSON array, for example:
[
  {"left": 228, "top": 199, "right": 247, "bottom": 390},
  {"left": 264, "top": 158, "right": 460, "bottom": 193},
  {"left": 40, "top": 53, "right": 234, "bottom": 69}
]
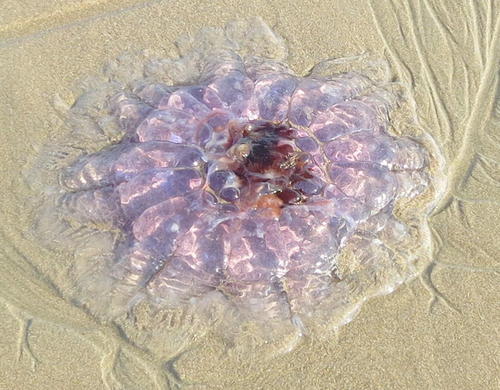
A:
[{"left": 0, "top": 1, "right": 498, "bottom": 389}]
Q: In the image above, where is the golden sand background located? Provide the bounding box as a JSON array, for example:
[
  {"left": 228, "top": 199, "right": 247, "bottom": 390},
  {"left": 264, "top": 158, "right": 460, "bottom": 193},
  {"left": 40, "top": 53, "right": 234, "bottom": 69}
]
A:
[{"left": 0, "top": 1, "right": 498, "bottom": 389}]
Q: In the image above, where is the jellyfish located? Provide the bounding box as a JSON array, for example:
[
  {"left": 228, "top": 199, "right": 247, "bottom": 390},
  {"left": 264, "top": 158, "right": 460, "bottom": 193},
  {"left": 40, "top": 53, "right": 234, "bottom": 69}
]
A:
[{"left": 31, "top": 18, "right": 434, "bottom": 343}]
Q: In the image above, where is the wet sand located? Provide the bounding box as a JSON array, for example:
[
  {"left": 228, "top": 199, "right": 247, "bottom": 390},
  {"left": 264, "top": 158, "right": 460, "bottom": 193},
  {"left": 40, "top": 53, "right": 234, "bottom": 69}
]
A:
[{"left": 0, "top": 1, "right": 498, "bottom": 389}]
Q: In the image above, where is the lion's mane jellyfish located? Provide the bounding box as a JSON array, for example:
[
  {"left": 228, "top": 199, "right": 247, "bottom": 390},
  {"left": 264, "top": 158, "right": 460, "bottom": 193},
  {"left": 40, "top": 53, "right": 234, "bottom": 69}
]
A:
[{"left": 33, "top": 18, "right": 435, "bottom": 345}]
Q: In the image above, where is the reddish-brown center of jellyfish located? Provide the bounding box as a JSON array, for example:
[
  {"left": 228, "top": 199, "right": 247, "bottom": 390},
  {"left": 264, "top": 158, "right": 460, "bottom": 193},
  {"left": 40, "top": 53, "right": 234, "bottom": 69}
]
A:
[{"left": 223, "top": 121, "right": 315, "bottom": 215}]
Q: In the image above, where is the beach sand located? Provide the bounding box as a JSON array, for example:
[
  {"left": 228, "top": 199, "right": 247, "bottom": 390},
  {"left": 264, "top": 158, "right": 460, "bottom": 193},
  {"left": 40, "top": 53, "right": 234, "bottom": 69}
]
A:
[{"left": 0, "top": 1, "right": 498, "bottom": 389}]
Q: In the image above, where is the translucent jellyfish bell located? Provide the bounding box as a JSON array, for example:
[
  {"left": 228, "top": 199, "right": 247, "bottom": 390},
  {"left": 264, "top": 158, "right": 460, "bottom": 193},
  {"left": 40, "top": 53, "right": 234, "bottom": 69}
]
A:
[{"left": 29, "top": 17, "right": 436, "bottom": 352}]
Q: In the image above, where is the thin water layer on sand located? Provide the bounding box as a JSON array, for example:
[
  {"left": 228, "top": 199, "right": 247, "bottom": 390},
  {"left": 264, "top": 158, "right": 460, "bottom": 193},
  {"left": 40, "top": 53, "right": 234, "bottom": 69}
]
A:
[{"left": 27, "top": 18, "right": 437, "bottom": 352}]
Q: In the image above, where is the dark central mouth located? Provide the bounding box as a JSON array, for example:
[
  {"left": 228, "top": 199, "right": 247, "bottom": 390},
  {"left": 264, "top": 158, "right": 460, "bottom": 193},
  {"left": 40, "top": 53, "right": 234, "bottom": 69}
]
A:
[
  {"left": 207, "top": 121, "right": 321, "bottom": 212},
  {"left": 246, "top": 135, "right": 277, "bottom": 167}
]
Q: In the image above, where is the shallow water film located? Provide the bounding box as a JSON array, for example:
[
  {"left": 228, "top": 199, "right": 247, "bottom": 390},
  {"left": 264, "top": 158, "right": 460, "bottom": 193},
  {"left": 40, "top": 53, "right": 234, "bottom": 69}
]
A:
[
  {"left": 30, "top": 18, "right": 435, "bottom": 343},
  {"left": 3, "top": 3, "right": 498, "bottom": 388}
]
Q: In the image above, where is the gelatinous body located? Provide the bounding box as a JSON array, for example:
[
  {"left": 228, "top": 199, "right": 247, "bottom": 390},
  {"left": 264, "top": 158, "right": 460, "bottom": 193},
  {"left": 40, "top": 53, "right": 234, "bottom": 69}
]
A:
[{"left": 37, "top": 18, "right": 433, "bottom": 337}]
